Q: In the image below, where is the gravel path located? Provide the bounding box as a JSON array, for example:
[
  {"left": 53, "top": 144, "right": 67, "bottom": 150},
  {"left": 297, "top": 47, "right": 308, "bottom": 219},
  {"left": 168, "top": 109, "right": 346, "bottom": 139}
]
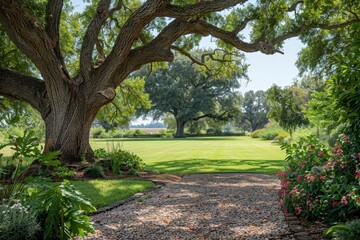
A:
[{"left": 85, "top": 173, "right": 288, "bottom": 240}]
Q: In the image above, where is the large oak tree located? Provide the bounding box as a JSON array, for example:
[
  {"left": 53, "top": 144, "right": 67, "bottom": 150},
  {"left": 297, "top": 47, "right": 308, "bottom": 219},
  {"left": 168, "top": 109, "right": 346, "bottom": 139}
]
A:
[
  {"left": 143, "top": 54, "right": 242, "bottom": 138},
  {"left": 0, "top": 0, "right": 359, "bottom": 163}
]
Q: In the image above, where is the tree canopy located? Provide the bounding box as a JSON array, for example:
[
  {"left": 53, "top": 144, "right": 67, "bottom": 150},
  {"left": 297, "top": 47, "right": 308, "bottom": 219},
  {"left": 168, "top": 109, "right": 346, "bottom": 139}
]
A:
[
  {"left": 238, "top": 90, "right": 269, "bottom": 131},
  {"left": 142, "top": 54, "right": 242, "bottom": 137},
  {"left": 0, "top": 0, "right": 359, "bottom": 162},
  {"left": 266, "top": 84, "right": 309, "bottom": 136}
]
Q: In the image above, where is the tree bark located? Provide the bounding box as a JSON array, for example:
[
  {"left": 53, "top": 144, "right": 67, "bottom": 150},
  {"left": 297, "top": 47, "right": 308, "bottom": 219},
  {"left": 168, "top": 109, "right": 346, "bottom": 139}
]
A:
[
  {"left": 43, "top": 98, "right": 96, "bottom": 163},
  {"left": 174, "top": 119, "right": 186, "bottom": 138}
]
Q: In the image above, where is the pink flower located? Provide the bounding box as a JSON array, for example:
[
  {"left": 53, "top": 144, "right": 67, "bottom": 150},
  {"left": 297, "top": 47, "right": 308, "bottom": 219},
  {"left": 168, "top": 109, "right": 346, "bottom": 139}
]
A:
[
  {"left": 308, "top": 176, "right": 315, "bottom": 182},
  {"left": 295, "top": 206, "right": 302, "bottom": 215},
  {"left": 320, "top": 176, "right": 325, "bottom": 181},
  {"left": 358, "top": 197, "right": 360, "bottom": 204},
  {"left": 341, "top": 197, "right": 348, "bottom": 205},
  {"left": 332, "top": 201, "right": 337, "bottom": 207},
  {"left": 284, "top": 210, "right": 289, "bottom": 215},
  {"left": 297, "top": 176, "right": 302, "bottom": 182},
  {"left": 358, "top": 152, "right": 360, "bottom": 160},
  {"left": 310, "top": 145, "right": 315, "bottom": 150},
  {"left": 355, "top": 172, "right": 360, "bottom": 179},
  {"left": 317, "top": 152, "right": 324, "bottom": 157}
]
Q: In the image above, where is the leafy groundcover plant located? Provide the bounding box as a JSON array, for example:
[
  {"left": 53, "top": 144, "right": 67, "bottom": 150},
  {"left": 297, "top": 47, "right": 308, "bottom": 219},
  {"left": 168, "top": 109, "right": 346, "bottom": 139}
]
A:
[
  {"left": 278, "top": 135, "right": 360, "bottom": 223},
  {"left": 0, "top": 130, "right": 96, "bottom": 240}
]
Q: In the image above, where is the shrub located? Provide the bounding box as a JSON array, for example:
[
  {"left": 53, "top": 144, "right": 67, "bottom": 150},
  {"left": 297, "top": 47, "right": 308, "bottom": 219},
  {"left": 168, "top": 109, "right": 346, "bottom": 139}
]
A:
[
  {"left": 260, "top": 129, "right": 280, "bottom": 140},
  {"left": 0, "top": 201, "right": 40, "bottom": 240},
  {"left": 291, "top": 127, "right": 317, "bottom": 143},
  {"left": 133, "top": 129, "right": 144, "bottom": 137},
  {"left": 122, "top": 129, "right": 134, "bottom": 138},
  {"left": 278, "top": 135, "right": 360, "bottom": 223},
  {"left": 251, "top": 129, "right": 264, "bottom": 138},
  {"left": 94, "top": 148, "right": 107, "bottom": 158},
  {"left": 90, "top": 127, "right": 103, "bottom": 138},
  {"left": 160, "top": 129, "right": 173, "bottom": 138},
  {"left": 83, "top": 165, "right": 105, "bottom": 179},
  {"left": 111, "top": 130, "right": 123, "bottom": 138},
  {"left": 107, "top": 149, "right": 144, "bottom": 175},
  {"left": 275, "top": 131, "right": 289, "bottom": 144}
]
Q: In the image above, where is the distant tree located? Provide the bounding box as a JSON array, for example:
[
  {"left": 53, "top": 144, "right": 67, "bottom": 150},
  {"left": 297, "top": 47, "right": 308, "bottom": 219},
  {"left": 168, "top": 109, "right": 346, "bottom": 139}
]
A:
[
  {"left": 266, "top": 85, "right": 309, "bottom": 136},
  {"left": 162, "top": 113, "right": 176, "bottom": 130},
  {"left": 238, "top": 90, "right": 269, "bottom": 131},
  {"left": 143, "top": 55, "right": 243, "bottom": 138}
]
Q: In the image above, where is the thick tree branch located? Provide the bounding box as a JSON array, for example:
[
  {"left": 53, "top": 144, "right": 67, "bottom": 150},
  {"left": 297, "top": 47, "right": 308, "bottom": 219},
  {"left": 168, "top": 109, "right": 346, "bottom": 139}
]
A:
[
  {"left": 0, "top": 0, "right": 72, "bottom": 107},
  {"left": 162, "top": 0, "right": 247, "bottom": 19},
  {"left": 192, "top": 111, "right": 231, "bottom": 121},
  {"left": 0, "top": 68, "right": 49, "bottom": 117},
  {"left": 0, "top": 1, "right": 68, "bottom": 77},
  {"left": 80, "top": 0, "right": 111, "bottom": 79},
  {"left": 273, "top": 18, "right": 360, "bottom": 44},
  {"left": 45, "top": 0, "right": 64, "bottom": 63},
  {"left": 95, "top": 0, "right": 169, "bottom": 81}
]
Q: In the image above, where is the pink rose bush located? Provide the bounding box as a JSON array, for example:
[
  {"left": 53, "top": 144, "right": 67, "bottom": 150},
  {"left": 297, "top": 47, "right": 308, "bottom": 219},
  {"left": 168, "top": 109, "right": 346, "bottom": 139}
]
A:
[{"left": 278, "top": 135, "right": 360, "bottom": 223}]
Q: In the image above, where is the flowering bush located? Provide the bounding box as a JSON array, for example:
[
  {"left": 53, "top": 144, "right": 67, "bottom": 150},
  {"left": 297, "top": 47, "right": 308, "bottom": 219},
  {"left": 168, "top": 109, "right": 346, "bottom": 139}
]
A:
[{"left": 278, "top": 135, "right": 360, "bottom": 223}]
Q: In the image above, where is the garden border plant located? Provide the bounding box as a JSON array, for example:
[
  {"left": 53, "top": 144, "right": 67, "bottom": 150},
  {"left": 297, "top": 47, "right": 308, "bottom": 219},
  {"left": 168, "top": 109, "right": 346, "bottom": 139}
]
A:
[
  {"left": 278, "top": 134, "right": 360, "bottom": 224},
  {"left": 0, "top": 130, "right": 96, "bottom": 240}
]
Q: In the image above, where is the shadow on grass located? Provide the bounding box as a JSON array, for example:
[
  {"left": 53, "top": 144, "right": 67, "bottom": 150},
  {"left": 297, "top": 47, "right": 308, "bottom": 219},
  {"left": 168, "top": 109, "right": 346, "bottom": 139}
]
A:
[
  {"left": 91, "top": 136, "right": 240, "bottom": 143},
  {"left": 145, "top": 158, "right": 285, "bottom": 175}
]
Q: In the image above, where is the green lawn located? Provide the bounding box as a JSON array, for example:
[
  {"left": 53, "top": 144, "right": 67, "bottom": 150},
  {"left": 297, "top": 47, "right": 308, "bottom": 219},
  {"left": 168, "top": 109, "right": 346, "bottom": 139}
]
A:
[
  {"left": 71, "top": 180, "right": 155, "bottom": 208},
  {"left": 91, "top": 136, "right": 286, "bottom": 175},
  {"left": 1, "top": 136, "right": 285, "bottom": 209}
]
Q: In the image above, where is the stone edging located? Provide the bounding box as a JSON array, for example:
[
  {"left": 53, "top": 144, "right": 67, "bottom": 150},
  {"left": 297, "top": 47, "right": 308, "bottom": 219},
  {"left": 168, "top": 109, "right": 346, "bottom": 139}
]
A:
[
  {"left": 284, "top": 214, "right": 313, "bottom": 240},
  {"left": 88, "top": 180, "right": 166, "bottom": 216}
]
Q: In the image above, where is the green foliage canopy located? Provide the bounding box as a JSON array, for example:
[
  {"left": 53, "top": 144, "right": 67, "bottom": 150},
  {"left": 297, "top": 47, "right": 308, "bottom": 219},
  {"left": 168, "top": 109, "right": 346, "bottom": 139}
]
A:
[
  {"left": 142, "top": 53, "right": 243, "bottom": 137},
  {"left": 267, "top": 84, "right": 309, "bottom": 135}
]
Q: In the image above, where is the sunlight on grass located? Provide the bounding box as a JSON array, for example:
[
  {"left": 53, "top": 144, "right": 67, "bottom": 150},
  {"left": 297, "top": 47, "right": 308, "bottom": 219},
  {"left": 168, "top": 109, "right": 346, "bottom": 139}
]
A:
[
  {"left": 91, "top": 136, "right": 285, "bottom": 175},
  {"left": 71, "top": 180, "right": 155, "bottom": 208}
]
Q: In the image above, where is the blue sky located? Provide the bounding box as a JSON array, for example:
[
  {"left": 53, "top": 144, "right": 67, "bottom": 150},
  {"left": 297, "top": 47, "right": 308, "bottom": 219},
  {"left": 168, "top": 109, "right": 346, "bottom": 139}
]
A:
[
  {"left": 241, "top": 38, "right": 303, "bottom": 92},
  {"left": 200, "top": 36, "right": 303, "bottom": 92}
]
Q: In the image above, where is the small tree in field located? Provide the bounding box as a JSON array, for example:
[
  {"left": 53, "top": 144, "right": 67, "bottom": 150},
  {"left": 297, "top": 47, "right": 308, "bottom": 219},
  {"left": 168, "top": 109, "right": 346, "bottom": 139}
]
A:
[{"left": 0, "top": 0, "right": 358, "bottom": 162}]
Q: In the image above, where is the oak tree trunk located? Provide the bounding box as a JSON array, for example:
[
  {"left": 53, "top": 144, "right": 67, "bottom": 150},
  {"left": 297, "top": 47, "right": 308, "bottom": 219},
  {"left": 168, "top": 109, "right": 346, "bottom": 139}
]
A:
[
  {"left": 174, "top": 119, "right": 186, "bottom": 138},
  {"left": 43, "top": 96, "right": 99, "bottom": 163}
]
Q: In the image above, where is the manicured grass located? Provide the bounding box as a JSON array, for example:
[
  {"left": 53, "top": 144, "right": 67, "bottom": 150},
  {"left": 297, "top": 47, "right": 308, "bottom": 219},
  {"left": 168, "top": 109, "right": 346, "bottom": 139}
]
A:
[
  {"left": 70, "top": 180, "right": 155, "bottom": 208},
  {"left": 91, "top": 136, "right": 286, "bottom": 175}
]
